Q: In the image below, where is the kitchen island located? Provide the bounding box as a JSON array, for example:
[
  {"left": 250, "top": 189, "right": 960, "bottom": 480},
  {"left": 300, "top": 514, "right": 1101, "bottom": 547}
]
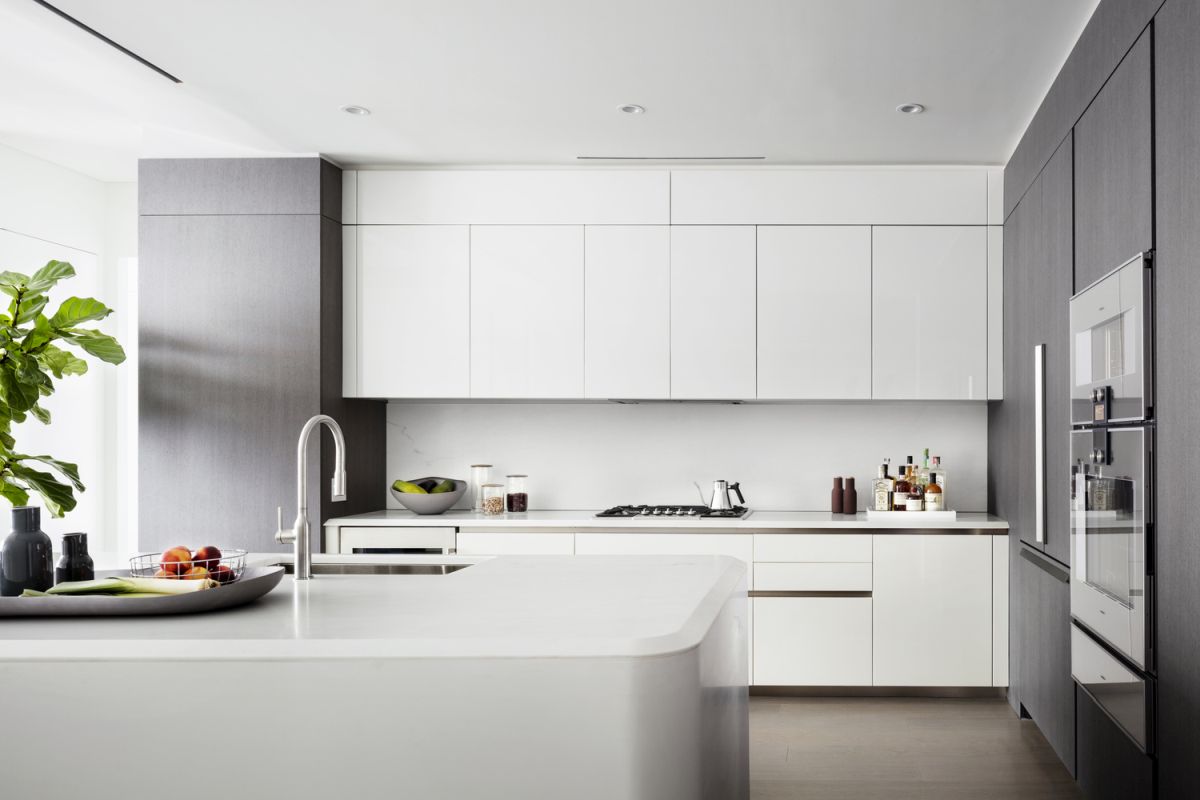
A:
[{"left": 0, "top": 555, "right": 748, "bottom": 800}]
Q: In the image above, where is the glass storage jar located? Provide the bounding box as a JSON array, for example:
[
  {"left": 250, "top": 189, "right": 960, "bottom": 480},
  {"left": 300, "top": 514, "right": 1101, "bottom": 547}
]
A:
[
  {"left": 481, "top": 484, "right": 505, "bottom": 516},
  {"left": 470, "top": 464, "right": 493, "bottom": 512},
  {"left": 505, "top": 474, "right": 529, "bottom": 513}
]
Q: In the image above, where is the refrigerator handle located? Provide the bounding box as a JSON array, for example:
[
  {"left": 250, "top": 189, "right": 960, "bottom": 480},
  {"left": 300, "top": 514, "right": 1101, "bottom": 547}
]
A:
[{"left": 1034, "top": 344, "right": 1046, "bottom": 544}]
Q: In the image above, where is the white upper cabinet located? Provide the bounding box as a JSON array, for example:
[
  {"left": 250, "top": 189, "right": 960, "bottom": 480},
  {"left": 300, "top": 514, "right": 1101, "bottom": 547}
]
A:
[
  {"left": 356, "top": 225, "right": 470, "bottom": 398},
  {"left": 757, "top": 226, "right": 872, "bottom": 399},
  {"left": 470, "top": 225, "right": 584, "bottom": 398},
  {"left": 872, "top": 226, "right": 988, "bottom": 399},
  {"left": 671, "top": 169, "right": 988, "bottom": 225},
  {"left": 356, "top": 170, "right": 669, "bottom": 225},
  {"left": 584, "top": 226, "right": 670, "bottom": 399},
  {"left": 670, "top": 226, "right": 757, "bottom": 399}
]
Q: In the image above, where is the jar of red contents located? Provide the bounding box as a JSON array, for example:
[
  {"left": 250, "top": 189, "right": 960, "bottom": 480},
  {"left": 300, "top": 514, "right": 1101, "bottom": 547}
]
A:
[{"left": 505, "top": 474, "right": 529, "bottom": 513}]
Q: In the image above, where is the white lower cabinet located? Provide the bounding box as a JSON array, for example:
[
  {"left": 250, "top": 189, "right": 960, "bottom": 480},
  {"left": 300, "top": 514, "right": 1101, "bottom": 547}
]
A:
[
  {"left": 455, "top": 532, "right": 574, "bottom": 556},
  {"left": 872, "top": 534, "right": 994, "bottom": 686},
  {"left": 754, "top": 597, "right": 873, "bottom": 686}
]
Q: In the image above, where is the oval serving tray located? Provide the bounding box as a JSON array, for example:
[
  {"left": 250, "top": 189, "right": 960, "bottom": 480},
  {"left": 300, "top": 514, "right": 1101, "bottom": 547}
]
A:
[{"left": 0, "top": 566, "right": 284, "bottom": 617}]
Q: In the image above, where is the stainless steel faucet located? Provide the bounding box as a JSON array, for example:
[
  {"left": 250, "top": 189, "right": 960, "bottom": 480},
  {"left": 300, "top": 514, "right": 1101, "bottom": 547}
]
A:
[{"left": 276, "top": 414, "right": 347, "bottom": 580}]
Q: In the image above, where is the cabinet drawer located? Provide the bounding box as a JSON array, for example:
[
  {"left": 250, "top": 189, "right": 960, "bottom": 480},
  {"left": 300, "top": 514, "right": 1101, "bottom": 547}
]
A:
[
  {"left": 753, "top": 562, "right": 872, "bottom": 592},
  {"left": 754, "top": 596, "right": 872, "bottom": 685},
  {"left": 336, "top": 526, "right": 455, "bottom": 553},
  {"left": 455, "top": 532, "right": 574, "bottom": 556},
  {"left": 753, "top": 533, "right": 872, "bottom": 563}
]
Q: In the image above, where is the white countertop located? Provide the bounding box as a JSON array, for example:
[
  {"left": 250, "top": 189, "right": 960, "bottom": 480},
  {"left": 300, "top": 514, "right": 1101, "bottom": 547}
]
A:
[
  {"left": 328, "top": 509, "right": 1008, "bottom": 531},
  {"left": 0, "top": 555, "right": 745, "bottom": 662}
]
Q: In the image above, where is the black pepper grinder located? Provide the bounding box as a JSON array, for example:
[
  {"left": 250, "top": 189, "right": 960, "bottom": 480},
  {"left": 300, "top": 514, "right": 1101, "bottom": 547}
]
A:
[
  {"left": 56, "top": 532, "right": 94, "bottom": 584},
  {"left": 842, "top": 477, "right": 858, "bottom": 515},
  {"left": 0, "top": 506, "right": 54, "bottom": 596},
  {"left": 831, "top": 477, "right": 844, "bottom": 514}
]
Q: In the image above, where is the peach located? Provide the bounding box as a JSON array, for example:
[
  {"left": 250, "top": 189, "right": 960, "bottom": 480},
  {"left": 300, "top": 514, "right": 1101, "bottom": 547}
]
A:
[
  {"left": 183, "top": 565, "right": 210, "bottom": 581},
  {"left": 160, "top": 546, "right": 192, "bottom": 575},
  {"left": 192, "top": 545, "right": 222, "bottom": 570},
  {"left": 153, "top": 568, "right": 177, "bottom": 580}
]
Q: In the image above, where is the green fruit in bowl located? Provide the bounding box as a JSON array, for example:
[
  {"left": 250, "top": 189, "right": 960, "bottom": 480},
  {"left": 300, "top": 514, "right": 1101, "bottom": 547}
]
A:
[
  {"left": 392, "top": 480, "right": 428, "bottom": 494},
  {"left": 430, "top": 480, "right": 457, "bottom": 494}
]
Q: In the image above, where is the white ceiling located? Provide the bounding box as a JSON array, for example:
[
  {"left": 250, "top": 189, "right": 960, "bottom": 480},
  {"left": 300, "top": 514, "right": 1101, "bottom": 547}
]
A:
[{"left": 1, "top": 0, "right": 1098, "bottom": 182}]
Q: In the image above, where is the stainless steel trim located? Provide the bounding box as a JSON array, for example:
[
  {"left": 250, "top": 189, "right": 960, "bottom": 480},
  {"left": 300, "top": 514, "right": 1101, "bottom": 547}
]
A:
[
  {"left": 751, "top": 686, "right": 1006, "bottom": 699},
  {"left": 1020, "top": 543, "right": 1069, "bottom": 582},
  {"left": 1071, "top": 251, "right": 1152, "bottom": 298},
  {"left": 749, "top": 590, "right": 872, "bottom": 598},
  {"left": 1034, "top": 344, "right": 1046, "bottom": 544}
]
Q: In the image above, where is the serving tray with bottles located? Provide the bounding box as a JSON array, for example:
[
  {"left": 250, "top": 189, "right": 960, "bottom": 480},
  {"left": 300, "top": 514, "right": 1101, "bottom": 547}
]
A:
[
  {"left": 0, "top": 566, "right": 284, "bottom": 617},
  {"left": 865, "top": 510, "right": 958, "bottom": 522}
]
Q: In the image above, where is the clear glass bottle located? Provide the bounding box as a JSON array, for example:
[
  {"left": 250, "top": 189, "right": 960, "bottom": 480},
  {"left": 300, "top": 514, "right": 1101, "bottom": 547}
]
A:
[
  {"left": 915, "top": 448, "right": 932, "bottom": 488},
  {"left": 505, "top": 474, "right": 529, "bottom": 513},
  {"left": 931, "top": 456, "right": 948, "bottom": 494},
  {"left": 470, "top": 464, "right": 493, "bottom": 512},
  {"left": 872, "top": 461, "right": 895, "bottom": 512},
  {"left": 924, "top": 473, "right": 944, "bottom": 511},
  {"left": 481, "top": 484, "right": 505, "bottom": 515}
]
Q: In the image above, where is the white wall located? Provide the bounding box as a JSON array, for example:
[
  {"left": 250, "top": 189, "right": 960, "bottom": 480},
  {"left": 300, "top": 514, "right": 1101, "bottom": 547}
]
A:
[
  {"left": 0, "top": 143, "right": 136, "bottom": 553},
  {"left": 386, "top": 401, "right": 988, "bottom": 512}
]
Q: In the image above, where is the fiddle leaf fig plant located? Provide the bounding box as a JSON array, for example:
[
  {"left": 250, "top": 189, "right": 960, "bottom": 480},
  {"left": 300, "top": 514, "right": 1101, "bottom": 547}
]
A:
[{"left": 0, "top": 260, "right": 125, "bottom": 516}]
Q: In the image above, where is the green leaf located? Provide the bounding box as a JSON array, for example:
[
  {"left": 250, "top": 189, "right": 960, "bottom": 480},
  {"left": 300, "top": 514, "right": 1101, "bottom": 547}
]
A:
[
  {"left": 35, "top": 345, "right": 88, "bottom": 379},
  {"left": 14, "top": 454, "right": 83, "bottom": 491},
  {"left": 14, "top": 293, "right": 48, "bottom": 325},
  {"left": 0, "top": 271, "right": 29, "bottom": 300},
  {"left": 29, "top": 404, "right": 50, "bottom": 425},
  {"left": 60, "top": 329, "right": 126, "bottom": 365},
  {"left": 22, "top": 315, "right": 54, "bottom": 352},
  {"left": 50, "top": 297, "right": 112, "bottom": 329},
  {"left": 26, "top": 261, "right": 75, "bottom": 293},
  {"left": 0, "top": 363, "right": 39, "bottom": 412},
  {"left": 7, "top": 463, "right": 76, "bottom": 517},
  {"left": 0, "top": 431, "right": 15, "bottom": 451},
  {"left": 0, "top": 477, "right": 30, "bottom": 508}
]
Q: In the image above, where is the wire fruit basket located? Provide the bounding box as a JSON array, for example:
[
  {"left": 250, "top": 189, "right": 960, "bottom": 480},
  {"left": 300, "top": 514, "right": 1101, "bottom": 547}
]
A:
[{"left": 129, "top": 549, "right": 247, "bottom": 585}]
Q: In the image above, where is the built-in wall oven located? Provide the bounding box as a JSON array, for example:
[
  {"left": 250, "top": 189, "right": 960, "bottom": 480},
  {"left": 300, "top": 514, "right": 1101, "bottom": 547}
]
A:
[{"left": 1068, "top": 251, "right": 1154, "bottom": 753}]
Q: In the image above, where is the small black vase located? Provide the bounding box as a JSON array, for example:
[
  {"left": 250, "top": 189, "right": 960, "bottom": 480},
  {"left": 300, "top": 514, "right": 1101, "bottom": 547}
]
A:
[{"left": 0, "top": 506, "right": 54, "bottom": 596}]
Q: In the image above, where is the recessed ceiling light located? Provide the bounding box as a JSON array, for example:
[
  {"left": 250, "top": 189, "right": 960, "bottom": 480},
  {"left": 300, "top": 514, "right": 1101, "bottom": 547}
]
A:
[
  {"left": 340, "top": 104, "right": 371, "bottom": 116},
  {"left": 618, "top": 104, "right": 646, "bottom": 114},
  {"left": 896, "top": 103, "right": 926, "bottom": 115}
]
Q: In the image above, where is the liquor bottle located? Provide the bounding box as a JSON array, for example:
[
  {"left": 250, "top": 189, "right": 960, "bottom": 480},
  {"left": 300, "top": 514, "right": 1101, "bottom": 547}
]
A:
[
  {"left": 893, "top": 465, "right": 912, "bottom": 511},
  {"left": 924, "top": 473, "right": 945, "bottom": 511},
  {"left": 872, "top": 462, "right": 895, "bottom": 512},
  {"left": 931, "top": 456, "right": 948, "bottom": 490},
  {"left": 916, "top": 448, "right": 932, "bottom": 488},
  {"left": 905, "top": 466, "right": 926, "bottom": 511}
]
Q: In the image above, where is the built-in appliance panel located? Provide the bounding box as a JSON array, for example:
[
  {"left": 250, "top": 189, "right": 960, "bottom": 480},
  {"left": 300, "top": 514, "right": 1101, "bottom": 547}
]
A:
[
  {"left": 1070, "top": 426, "right": 1151, "bottom": 668},
  {"left": 1070, "top": 253, "right": 1152, "bottom": 425},
  {"left": 1072, "top": 626, "right": 1150, "bottom": 751}
]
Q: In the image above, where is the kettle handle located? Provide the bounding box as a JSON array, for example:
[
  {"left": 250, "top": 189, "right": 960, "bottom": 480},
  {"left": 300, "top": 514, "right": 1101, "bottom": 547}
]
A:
[{"left": 729, "top": 481, "right": 745, "bottom": 505}]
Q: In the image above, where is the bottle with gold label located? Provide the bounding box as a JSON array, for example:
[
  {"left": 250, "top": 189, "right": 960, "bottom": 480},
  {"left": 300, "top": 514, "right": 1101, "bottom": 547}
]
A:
[
  {"left": 924, "top": 473, "right": 945, "bottom": 511},
  {"left": 904, "top": 466, "right": 925, "bottom": 510}
]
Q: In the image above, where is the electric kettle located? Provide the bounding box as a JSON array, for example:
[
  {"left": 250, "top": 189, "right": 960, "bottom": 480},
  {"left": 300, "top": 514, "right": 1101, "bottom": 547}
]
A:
[{"left": 709, "top": 480, "right": 745, "bottom": 511}]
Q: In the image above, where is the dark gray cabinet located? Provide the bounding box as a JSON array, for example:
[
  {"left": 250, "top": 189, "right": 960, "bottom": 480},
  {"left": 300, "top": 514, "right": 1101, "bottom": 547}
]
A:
[
  {"left": 139, "top": 158, "right": 385, "bottom": 554},
  {"left": 1075, "top": 687, "right": 1152, "bottom": 800},
  {"left": 1153, "top": 1, "right": 1200, "bottom": 796},
  {"left": 1073, "top": 28, "right": 1154, "bottom": 289},
  {"left": 1016, "top": 546, "right": 1075, "bottom": 775}
]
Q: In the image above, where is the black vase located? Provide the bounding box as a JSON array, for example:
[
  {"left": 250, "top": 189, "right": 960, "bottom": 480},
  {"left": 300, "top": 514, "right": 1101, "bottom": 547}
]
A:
[{"left": 0, "top": 506, "right": 54, "bottom": 596}]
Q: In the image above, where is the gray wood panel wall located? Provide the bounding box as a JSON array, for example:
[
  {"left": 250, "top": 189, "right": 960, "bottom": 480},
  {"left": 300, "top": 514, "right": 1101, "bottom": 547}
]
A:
[
  {"left": 1153, "top": 0, "right": 1200, "bottom": 795},
  {"left": 139, "top": 158, "right": 385, "bottom": 554},
  {"left": 1003, "top": 0, "right": 1163, "bottom": 220}
]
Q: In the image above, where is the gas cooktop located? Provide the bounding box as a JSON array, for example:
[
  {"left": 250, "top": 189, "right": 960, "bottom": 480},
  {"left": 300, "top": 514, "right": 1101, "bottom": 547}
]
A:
[{"left": 595, "top": 505, "right": 750, "bottom": 519}]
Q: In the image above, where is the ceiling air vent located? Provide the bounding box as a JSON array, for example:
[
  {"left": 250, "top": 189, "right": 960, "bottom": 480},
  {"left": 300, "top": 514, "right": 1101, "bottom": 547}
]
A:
[{"left": 32, "top": 0, "right": 182, "bottom": 83}]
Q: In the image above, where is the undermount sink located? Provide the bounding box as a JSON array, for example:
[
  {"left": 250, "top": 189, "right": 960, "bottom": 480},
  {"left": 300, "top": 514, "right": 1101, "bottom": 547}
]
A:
[{"left": 276, "top": 563, "right": 472, "bottom": 576}]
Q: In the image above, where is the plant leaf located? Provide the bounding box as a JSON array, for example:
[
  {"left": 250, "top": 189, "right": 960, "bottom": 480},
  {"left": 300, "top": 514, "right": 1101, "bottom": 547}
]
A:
[
  {"left": 60, "top": 329, "right": 126, "bottom": 365},
  {"left": 35, "top": 345, "right": 88, "bottom": 379},
  {"left": 50, "top": 297, "right": 112, "bottom": 329},
  {"left": 0, "top": 477, "right": 30, "bottom": 508},
  {"left": 27, "top": 261, "right": 75, "bottom": 293},
  {"left": 0, "top": 271, "right": 29, "bottom": 300},
  {"left": 13, "top": 454, "right": 83, "bottom": 491},
  {"left": 0, "top": 363, "right": 39, "bottom": 413},
  {"left": 7, "top": 463, "right": 76, "bottom": 517},
  {"left": 22, "top": 315, "right": 54, "bottom": 352},
  {"left": 29, "top": 404, "right": 50, "bottom": 425},
  {"left": 14, "top": 293, "right": 48, "bottom": 325},
  {"left": 0, "top": 431, "right": 14, "bottom": 451}
]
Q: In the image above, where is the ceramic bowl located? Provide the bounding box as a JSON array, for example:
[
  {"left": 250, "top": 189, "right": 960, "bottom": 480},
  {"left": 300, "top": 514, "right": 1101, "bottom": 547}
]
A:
[{"left": 389, "top": 477, "right": 467, "bottom": 515}]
